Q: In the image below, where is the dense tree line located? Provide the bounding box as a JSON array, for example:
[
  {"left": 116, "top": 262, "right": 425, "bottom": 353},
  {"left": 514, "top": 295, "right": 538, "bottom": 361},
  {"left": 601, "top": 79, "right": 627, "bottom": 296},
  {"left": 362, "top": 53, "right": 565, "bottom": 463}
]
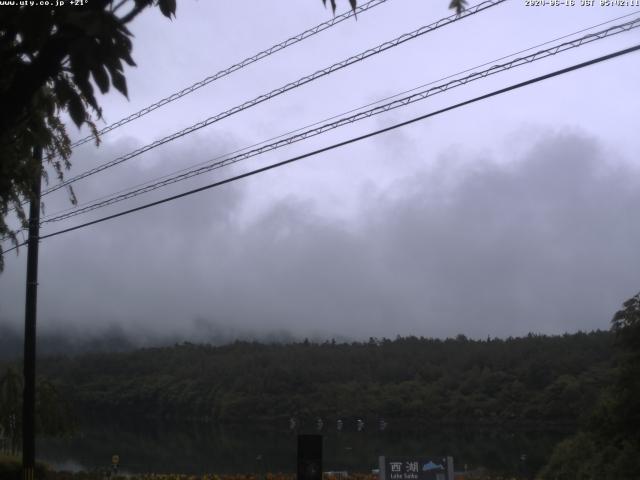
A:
[
  {"left": 540, "top": 293, "right": 640, "bottom": 479},
  {"left": 0, "top": 325, "right": 134, "bottom": 362},
  {"left": 28, "top": 331, "right": 615, "bottom": 426},
  {"left": 0, "top": 367, "right": 73, "bottom": 453}
]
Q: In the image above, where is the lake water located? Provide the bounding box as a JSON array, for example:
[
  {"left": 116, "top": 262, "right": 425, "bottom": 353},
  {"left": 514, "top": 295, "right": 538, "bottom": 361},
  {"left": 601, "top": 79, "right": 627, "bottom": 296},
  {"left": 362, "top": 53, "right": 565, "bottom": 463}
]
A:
[{"left": 37, "top": 419, "right": 571, "bottom": 477}]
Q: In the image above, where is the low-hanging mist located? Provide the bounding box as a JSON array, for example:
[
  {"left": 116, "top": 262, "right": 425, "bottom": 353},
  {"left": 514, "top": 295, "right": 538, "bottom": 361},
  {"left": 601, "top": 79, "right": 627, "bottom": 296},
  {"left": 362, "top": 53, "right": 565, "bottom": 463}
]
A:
[{"left": 1, "top": 128, "right": 639, "bottom": 342}]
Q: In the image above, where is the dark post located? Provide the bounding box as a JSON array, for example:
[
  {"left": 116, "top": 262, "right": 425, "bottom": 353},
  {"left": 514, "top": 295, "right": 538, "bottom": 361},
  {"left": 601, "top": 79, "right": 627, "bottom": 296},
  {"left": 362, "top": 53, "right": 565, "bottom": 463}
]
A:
[
  {"left": 297, "top": 434, "right": 322, "bottom": 480},
  {"left": 22, "top": 146, "right": 42, "bottom": 480}
]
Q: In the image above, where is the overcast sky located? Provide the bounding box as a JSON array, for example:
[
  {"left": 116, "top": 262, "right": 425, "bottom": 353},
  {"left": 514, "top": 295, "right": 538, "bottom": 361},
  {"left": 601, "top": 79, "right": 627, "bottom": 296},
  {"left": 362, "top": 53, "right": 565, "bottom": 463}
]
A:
[{"left": 1, "top": 0, "right": 639, "bottom": 342}]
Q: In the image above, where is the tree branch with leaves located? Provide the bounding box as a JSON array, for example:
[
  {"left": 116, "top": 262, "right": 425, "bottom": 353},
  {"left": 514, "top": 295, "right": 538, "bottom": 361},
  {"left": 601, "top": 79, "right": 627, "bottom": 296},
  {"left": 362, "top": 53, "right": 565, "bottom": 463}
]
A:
[
  {"left": 0, "top": 0, "right": 177, "bottom": 270},
  {"left": 0, "top": 0, "right": 466, "bottom": 271}
]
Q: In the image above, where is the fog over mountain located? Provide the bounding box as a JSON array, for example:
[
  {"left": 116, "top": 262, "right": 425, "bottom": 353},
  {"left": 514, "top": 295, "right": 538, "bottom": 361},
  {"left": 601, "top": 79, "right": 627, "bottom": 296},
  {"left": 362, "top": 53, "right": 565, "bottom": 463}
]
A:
[
  {"left": 1, "top": 129, "right": 639, "bottom": 345},
  {"left": 0, "top": 321, "right": 312, "bottom": 361},
  {"left": 2, "top": 0, "right": 640, "bottom": 355}
]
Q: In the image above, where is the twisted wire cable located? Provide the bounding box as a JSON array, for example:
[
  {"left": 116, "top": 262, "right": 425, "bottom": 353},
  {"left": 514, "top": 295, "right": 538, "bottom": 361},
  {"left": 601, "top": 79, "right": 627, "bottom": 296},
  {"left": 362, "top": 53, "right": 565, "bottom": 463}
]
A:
[
  {"left": 70, "top": 0, "right": 393, "bottom": 149},
  {"left": 3, "top": 42, "right": 637, "bottom": 256},
  {"left": 3, "top": 42, "right": 639, "bottom": 256},
  {"left": 40, "top": 16, "right": 640, "bottom": 225},
  {"left": 42, "top": 10, "right": 639, "bottom": 222},
  {"left": 41, "top": 0, "right": 506, "bottom": 197}
]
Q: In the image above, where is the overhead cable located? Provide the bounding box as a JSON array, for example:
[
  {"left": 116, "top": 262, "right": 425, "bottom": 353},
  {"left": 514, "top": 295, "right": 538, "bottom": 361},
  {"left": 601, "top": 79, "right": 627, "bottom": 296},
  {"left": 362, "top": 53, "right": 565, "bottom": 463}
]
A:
[
  {"left": 70, "top": 0, "right": 392, "bottom": 149},
  {"left": 2, "top": 42, "right": 636, "bottom": 256},
  {"left": 42, "top": 10, "right": 639, "bottom": 222},
  {"left": 40, "top": 17, "right": 640, "bottom": 224},
  {"left": 41, "top": 0, "right": 506, "bottom": 197}
]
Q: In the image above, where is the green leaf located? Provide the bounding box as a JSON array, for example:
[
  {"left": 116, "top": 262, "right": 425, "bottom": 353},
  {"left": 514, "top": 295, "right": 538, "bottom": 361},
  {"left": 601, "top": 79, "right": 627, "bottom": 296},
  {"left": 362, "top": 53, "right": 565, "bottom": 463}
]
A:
[
  {"left": 120, "top": 48, "right": 136, "bottom": 67},
  {"left": 53, "top": 78, "right": 74, "bottom": 108},
  {"left": 91, "top": 64, "right": 110, "bottom": 94},
  {"left": 67, "top": 90, "right": 86, "bottom": 128},
  {"left": 449, "top": 0, "right": 467, "bottom": 14},
  {"left": 158, "top": 0, "right": 176, "bottom": 18},
  {"left": 105, "top": 56, "right": 124, "bottom": 75},
  {"left": 321, "top": 0, "right": 337, "bottom": 13},
  {"left": 110, "top": 68, "right": 128, "bottom": 98},
  {"left": 72, "top": 72, "right": 100, "bottom": 115},
  {"left": 104, "top": 56, "right": 128, "bottom": 98}
]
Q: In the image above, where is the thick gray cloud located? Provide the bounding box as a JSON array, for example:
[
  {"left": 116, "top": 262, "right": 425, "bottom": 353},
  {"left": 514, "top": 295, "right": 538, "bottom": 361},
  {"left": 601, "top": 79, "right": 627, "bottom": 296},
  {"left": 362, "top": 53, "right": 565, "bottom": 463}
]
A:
[
  {"left": 1, "top": 129, "right": 638, "bottom": 341},
  {"left": 2, "top": 0, "right": 640, "bottom": 343}
]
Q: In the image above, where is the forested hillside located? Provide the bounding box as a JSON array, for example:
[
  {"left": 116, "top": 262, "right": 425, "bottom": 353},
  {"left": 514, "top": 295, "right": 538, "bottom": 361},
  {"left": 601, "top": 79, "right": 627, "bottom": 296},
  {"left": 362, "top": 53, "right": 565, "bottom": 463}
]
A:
[{"left": 30, "top": 331, "right": 615, "bottom": 425}]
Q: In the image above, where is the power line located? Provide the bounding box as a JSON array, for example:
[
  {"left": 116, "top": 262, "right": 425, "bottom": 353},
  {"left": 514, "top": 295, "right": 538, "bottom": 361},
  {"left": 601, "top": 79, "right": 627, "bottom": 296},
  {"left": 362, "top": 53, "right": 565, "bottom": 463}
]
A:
[
  {"left": 39, "top": 17, "right": 640, "bottom": 225},
  {"left": 40, "top": 10, "right": 640, "bottom": 222},
  {"left": 40, "top": 0, "right": 505, "bottom": 197},
  {"left": 3, "top": 11, "right": 630, "bottom": 244},
  {"left": 70, "top": 0, "right": 392, "bottom": 149},
  {"left": 3, "top": 42, "right": 637, "bottom": 256},
  {"left": 4, "top": 12, "right": 638, "bottom": 241},
  {"left": 7, "top": 1, "right": 393, "bottom": 218}
]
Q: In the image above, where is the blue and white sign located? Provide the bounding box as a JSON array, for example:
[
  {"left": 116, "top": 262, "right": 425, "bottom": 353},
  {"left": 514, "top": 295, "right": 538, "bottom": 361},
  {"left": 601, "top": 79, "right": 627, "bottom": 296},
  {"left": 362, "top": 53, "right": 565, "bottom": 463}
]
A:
[{"left": 379, "top": 456, "right": 453, "bottom": 480}]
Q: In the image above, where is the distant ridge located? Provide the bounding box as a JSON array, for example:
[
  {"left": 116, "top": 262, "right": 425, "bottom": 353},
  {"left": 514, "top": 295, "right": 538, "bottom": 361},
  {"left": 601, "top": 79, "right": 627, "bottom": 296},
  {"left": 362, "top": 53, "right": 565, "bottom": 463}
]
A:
[{"left": 21, "top": 330, "right": 616, "bottom": 426}]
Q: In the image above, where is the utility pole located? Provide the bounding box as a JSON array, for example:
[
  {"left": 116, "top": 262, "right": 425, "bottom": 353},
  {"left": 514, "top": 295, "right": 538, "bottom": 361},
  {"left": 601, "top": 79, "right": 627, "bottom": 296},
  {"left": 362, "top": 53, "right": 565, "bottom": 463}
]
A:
[{"left": 22, "top": 146, "right": 42, "bottom": 480}]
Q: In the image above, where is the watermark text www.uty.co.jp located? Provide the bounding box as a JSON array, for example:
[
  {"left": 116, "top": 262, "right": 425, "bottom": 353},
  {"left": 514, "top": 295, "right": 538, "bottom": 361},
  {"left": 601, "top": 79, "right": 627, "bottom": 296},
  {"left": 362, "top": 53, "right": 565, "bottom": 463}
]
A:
[{"left": 0, "top": 0, "right": 88, "bottom": 7}]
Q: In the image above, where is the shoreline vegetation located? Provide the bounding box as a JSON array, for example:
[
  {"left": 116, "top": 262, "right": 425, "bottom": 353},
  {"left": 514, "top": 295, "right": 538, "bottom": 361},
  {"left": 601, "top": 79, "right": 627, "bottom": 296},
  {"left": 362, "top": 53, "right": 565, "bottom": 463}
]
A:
[
  {"left": 2, "top": 310, "right": 638, "bottom": 479},
  {"left": 22, "top": 331, "right": 616, "bottom": 424},
  {"left": 0, "top": 455, "right": 529, "bottom": 480}
]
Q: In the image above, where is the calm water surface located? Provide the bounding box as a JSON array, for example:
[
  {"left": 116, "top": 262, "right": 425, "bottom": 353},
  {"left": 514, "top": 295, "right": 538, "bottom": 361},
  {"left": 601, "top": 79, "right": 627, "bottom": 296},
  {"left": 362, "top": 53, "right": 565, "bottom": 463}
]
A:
[{"left": 37, "top": 419, "right": 571, "bottom": 477}]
